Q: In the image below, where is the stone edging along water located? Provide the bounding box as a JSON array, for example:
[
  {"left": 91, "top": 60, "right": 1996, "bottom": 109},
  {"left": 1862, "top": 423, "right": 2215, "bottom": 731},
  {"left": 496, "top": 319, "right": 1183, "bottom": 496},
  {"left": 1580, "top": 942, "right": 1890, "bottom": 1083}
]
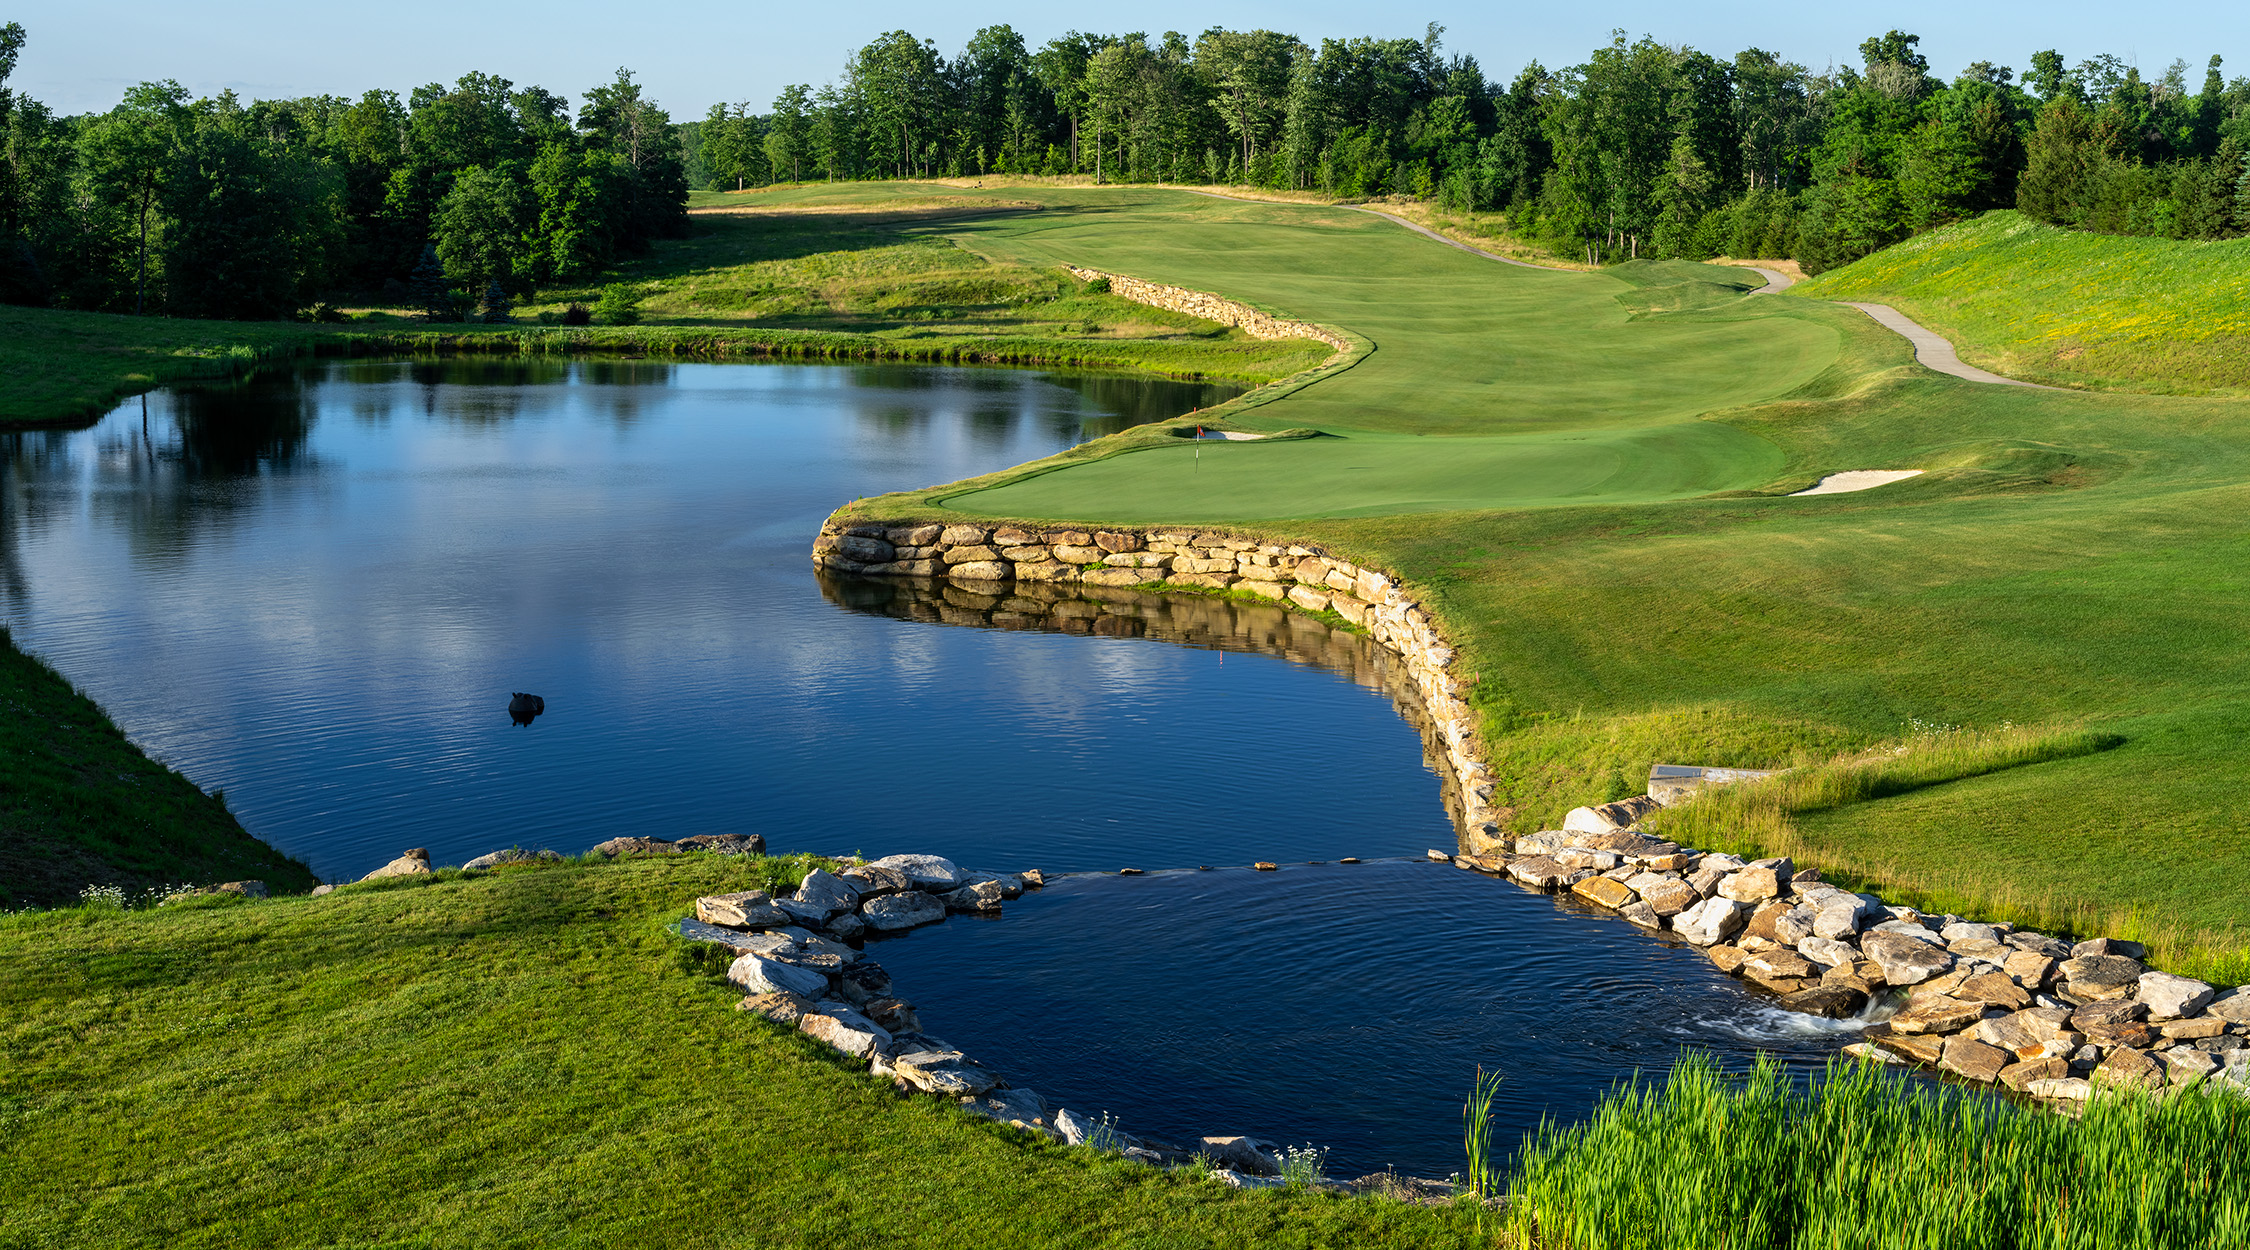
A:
[{"left": 810, "top": 526, "right": 2250, "bottom": 1109}]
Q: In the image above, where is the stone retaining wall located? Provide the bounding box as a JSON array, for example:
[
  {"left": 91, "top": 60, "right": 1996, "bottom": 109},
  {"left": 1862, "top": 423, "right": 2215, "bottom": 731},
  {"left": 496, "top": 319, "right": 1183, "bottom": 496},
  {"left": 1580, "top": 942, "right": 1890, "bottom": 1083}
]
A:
[
  {"left": 1064, "top": 265, "right": 1353, "bottom": 354},
  {"left": 815, "top": 520, "right": 1503, "bottom": 849}
]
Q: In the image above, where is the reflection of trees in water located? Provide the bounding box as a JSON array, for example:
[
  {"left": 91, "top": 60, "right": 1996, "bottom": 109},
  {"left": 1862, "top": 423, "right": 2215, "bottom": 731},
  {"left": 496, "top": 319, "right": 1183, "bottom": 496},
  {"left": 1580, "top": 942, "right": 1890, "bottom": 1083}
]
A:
[
  {"left": 842, "top": 365, "right": 1245, "bottom": 450},
  {"left": 0, "top": 376, "right": 328, "bottom": 580},
  {"left": 392, "top": 357, "right": 675, "bottom": 429}
]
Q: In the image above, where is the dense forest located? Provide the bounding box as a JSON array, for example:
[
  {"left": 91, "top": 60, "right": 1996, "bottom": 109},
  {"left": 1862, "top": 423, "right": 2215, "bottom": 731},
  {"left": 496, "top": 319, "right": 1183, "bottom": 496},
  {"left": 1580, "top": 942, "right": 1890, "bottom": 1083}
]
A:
[{"left": 2, "top": 19, "right": 2248, "bottom": 321}]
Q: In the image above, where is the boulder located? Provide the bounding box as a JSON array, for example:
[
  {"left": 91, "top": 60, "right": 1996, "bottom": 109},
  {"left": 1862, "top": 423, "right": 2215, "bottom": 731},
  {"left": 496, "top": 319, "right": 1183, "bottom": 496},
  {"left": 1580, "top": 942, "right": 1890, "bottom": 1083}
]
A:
[
  {"left": 310, "top": 885, "right": 335, "bottom": 897},
  {"left": 1619, "top": 901, "right": 1662, "bottom": 930},
  {"left": 1948, "top": 938, "right": 2012, "bottom": 963},
  {"left": 1998, "top": 1057, "right": 2071, "bottom": 1092},
  {"left": 681, "top": 834, "right": 768, "bottom": 857},
  {"left": 862, "top": 997, "right": 921, "bottom": 1034},
  {"left": 866, "top": 854, "right": 967, "bottom": 892},
  {"left": 1868, "top": 920, "right": 1944, "bottom": 946},
  {"left": 359, "top": 849, "right": 433, "bottom": 881},
  {"left": 889, "top": 1045, "right": 1003, "bottom": 1096},
  {"left": 839, "top": 863, "right": 915, "bottom": 898},
  {"left": 2006, "top": 931, "right": 2074, "bottom": 959},
  {"left": 1056, "top": 1109, "right": 1119, "bottom": 1152},
  {"left": 2071, "top": 937, "right": 2147, "bottom": 960},
  {"left": 1707, "top": 945, "right": 1751, "bottom": 974},
  {"left": 1957, "top": 972, "right": 2033, "bottom": 1011},
  {"left": 959, "top": 1088, "right": 1049, "bottom": 1127},
  {"left": 1938, "top": 1036, "right": 2012, "bottom": 1083},
  {"left": 1812, "top": 897, "right": 1878, "bottom": 941},
  {"left": 696, "top": 891, "right": 791, "bottom": 929},
  {"left": 1673, "top": 897, "right": 1749, "bottom": 947},
  {"left": 840, "top": 962, "right": 894, "bottom": 1000},
  {"left": 2003, "top": 950, "right": 2057, "bottom": 989},
  {"left": 2204, "top": 988, "right": 2250, "bottom": 1024},
  {"left": 793, "top": 869, "right": 863, "bottom": 917},
  {"left": 2026, "top": 1076, "right": 2093, "bottom": 1101},
  {"left": 2060, "top": 954, "right": 2146, "bottom": 1000},
  {"left": 942, "top": 880, "right": 1007, "bottom": 913},
  {"left": 2162, "top": 1048, "right": 2220, "bottom": 1082},
  {"left": 727, "top": 953, "right": 831, "bottom": 999},
  {"left": 1639, "top": 878, "right": 1699, "bottom": 917},
  {"left": 461, "top": 847, "right": 562, "bottom": 871},
  {"left": 736, "top": 991, "right": 815, "bottom": 1025},
  {"left": 1871, "top": 1031, "right": 1945, "bottom": 1066},
  {"left": 678, "top": 920, "right": 792, "bottom": 956},
  {"left": 861, "top": 892, "right": 948, "bottom": 932},
  {"left": 1889, "top": 997, "right": 1987, "bottom": 1036},
  {"left": 1200, "top": 1135, "right": 1282, "bottom": 1177},
  {"left": 1508, "top": 856, "right": 1574, "bottom": 890},
  {"left": 589, "top": 836, "right": 678, "bottom": 857},
  {"left": 1863, "top": 929, "right": 1956, "bottom": 986},
  {"left": 1941, "top": 922, "right": 2002, "bottom": 946},
  {"left": 1211, "top": 1170, "right": 1288, "bottom": 1190},
  {"left": 1742, "top": 950, "right": 1816, "bottom": 988},
  {"left": 196, "top": 880, "right": 270, "bottom": 899},
  {"left": 1779, "top": 985, "right": 1868, "bottom": 1018},
  {"left": 2161, "top": 1017, "right": 2228, "bottom": 1040},
  {"left": 774, "top": 897, "right": 834, "bottom": 928},
  {"left": 1555, "top": 848, "right": 1622, "bottom": 871},
  {"left": 963, "top": 872, "right": 1025, "bottom": 900},
  {"left": 1718, "top": 867, "right": 1782, "bottom": 904},
  {"left": 1771, "top": 905, "right": 1820, "bottom": 946},
  {"left": 823, "top": 912, "right": 867, "bottom": 941},
  {"left": 1797, "top": 937, "right": 1859, "bottom": 968},
  {"left": 799, "top": 1004, "right": 892, "bottom": 1060},
  {"left": 1562, "top": 796, "right": 1660, "bottom": 835},
  {"left": 1571, "top": 876, "right": 1635, "bottom": 910},
  {"left": 2136, "top": 973, "right": 2215, "bottom": 1021},
  {"left": 2093, "top": 1046, "right": 2166, "bottom": 1090},
  {"left": 1976, "top": 1007, "right": 2074, "bottom": 1056}
]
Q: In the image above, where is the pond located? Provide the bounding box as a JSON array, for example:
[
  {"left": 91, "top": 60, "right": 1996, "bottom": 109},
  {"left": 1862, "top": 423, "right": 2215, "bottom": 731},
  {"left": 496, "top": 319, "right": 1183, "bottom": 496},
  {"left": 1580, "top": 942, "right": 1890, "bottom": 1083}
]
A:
[{"left": 0, "top": 357, "right": 1876, "bottom": 1179}]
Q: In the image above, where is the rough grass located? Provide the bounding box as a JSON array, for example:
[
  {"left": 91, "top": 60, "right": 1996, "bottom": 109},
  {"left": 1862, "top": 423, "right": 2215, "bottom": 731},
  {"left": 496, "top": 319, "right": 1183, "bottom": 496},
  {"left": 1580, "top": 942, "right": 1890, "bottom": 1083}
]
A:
[
  {"left": 1792, "top": 210, "right": 2250, "bottom": 393},
  {"left": 0, "top": 628, "right": 314, "bottom": 909},
  {"left": 0, "top": 856, "right": 1488, "bottom": 1249},
  {"left": 1508, "top": 1052, "right": 2250, "bottom": 1250}
]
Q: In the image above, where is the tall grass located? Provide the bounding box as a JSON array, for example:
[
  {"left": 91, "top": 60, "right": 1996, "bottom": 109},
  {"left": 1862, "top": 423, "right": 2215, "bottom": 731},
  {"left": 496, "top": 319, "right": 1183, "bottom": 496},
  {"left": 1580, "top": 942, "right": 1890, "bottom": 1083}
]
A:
[
  {"left": 1462, "top": 1066, "right": 1505, "bottom": 1203},
  {"left": 1508, "top": 1053, "right": 2250, "bottom": 1250}
]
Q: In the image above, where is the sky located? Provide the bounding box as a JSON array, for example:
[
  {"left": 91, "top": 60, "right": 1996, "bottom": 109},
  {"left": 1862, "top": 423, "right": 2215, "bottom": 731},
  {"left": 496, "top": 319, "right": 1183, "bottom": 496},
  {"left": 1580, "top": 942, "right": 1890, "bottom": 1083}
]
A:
[{"left": 10, "top": 1, "right": 2249, "bottom": 118}]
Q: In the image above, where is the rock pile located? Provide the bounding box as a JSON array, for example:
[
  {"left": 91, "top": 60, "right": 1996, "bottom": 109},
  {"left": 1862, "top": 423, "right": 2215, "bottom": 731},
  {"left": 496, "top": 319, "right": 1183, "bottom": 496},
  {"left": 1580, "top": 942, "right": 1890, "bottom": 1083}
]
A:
[
  {"left": 814, "top": 521, "right": 1502, "bottom": 849},
  {"left": 1480, "top": 811, "right": 2250, "bottom": 1103},
  {"left": 1060, "top": 265, "right": 1352, "bottom": 353},
  {"left": 681, "top": 853, "right": 1316, "bottom": 1176}
]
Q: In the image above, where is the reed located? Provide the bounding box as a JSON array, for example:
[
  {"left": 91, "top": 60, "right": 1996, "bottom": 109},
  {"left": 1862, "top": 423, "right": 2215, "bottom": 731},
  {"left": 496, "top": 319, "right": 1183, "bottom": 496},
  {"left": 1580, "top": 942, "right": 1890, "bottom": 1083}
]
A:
[
  {"left": 1461, "top": 1066, "right": 1505, "bottom": 1203},
  {"left": 1507, "top": 1053, "right": 2250, "bottom": 1250}
]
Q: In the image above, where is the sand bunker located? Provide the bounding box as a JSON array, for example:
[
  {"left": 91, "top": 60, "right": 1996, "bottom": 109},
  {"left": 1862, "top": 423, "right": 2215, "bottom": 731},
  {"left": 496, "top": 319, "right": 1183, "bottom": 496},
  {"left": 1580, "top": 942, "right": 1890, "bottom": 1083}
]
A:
[{"left": 1791, "top": 470, "right": 1925, "bottom": 496}]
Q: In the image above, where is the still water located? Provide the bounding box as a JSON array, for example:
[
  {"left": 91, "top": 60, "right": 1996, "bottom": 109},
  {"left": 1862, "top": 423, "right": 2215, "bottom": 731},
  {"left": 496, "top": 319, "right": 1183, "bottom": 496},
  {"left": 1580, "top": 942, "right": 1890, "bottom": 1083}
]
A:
[{"left": 0, "top": 357, "right": 1870, "bottom": 1178}]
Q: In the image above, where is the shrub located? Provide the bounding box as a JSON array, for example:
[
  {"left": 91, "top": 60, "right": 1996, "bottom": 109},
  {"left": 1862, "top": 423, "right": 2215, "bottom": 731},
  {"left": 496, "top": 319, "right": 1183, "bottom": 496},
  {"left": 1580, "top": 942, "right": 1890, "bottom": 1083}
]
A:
[
  {"left": 561, "top": 302, "right": 593, "bottom": 326},
  {"left": 592, "top": 284, "right": 644, "bottom": 326}
]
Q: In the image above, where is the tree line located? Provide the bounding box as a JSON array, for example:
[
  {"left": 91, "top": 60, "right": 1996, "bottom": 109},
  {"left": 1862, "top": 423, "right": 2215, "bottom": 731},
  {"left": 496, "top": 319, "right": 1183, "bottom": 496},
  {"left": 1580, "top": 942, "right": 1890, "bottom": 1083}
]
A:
[
  {"left": 694, "top": 24, "right": 2250, "bottom": 270},
  {"left": 4, "top": 19, "right": 2249, "bottom": 323},
  {"left": 0, "top": 21, "right": 688, "bottom": 318}
]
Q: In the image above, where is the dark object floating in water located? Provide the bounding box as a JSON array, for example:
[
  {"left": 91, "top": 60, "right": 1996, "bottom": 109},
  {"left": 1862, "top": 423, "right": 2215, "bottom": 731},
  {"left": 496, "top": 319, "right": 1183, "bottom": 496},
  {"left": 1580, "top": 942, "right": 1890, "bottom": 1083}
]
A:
[{"left": 508, "top": 692, "right": 546, "bottom": 726}]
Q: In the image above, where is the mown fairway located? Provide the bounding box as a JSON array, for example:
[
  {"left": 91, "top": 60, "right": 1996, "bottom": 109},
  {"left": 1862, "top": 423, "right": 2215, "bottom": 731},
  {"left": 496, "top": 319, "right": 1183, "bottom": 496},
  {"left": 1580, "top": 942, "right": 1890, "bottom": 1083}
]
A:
[{"left": 805, "top": 184, "right": 2250, "bottom": 976}]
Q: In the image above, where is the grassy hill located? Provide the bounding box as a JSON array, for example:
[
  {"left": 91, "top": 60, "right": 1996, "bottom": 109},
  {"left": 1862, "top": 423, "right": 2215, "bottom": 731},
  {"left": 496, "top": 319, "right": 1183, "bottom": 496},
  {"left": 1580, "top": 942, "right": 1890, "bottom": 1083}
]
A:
[
  {"left": 0, "top": 631, "right": 315, "bottom": 908},
  {"left": 0, "top": 857, "right": 1486, "bottom": 1249},
  {"left": 1791, "top": 210, "right": 2250, "bottom": 394}
]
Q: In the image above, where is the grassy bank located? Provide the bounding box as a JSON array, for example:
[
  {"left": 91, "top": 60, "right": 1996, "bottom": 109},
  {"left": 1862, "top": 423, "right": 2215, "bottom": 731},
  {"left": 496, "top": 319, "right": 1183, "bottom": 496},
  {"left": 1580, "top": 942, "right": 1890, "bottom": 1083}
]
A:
[
  {"left": 1507, "top": 1053, "right": 2250, "bottom": 1250},
  {"left": 0, "top": 194, "right": 1321, "bottom": 428},
  {"left": 0, "top": 629, "right": 314, "bottom": 909},
  {"left": 802, "top": 182, "right": 2250, "bottom": 977},
  {"left": 0, "top": 857, "right": 1486, "bottom": 1249},
  {"left": 1792, "top": 210, "right": 2250, "bottom": 393}
]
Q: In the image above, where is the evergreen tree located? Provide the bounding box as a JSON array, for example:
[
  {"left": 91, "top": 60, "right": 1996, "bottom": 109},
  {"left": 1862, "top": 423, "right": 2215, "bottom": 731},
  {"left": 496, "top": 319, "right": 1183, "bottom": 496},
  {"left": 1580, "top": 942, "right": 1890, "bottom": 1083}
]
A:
[
  {"left": 478, "top": 279, "right": 511, "bottom": 323},
  {"left": 406, "top": 244, "right": 452, "bottom": 320}
]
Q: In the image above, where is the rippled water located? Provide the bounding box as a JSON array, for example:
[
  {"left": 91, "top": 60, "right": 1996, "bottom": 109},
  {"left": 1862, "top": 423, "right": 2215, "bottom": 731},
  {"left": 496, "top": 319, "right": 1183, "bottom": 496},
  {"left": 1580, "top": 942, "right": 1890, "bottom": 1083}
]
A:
[{"left": 1, "top": 357, "right": 1887, "bottom": 1179}]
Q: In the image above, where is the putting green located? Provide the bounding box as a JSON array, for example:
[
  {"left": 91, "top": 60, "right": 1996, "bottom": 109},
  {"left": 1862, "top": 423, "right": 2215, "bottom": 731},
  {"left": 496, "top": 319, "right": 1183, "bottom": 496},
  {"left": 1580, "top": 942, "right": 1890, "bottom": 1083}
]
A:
[{"left": 931, "top": 188, "right": 1841, "bottom": 520}]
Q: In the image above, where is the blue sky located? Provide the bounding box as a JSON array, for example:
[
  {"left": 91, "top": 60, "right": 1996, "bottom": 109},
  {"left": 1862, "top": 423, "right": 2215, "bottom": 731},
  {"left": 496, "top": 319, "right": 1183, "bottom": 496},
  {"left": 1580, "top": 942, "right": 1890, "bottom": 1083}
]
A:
[{"left": 12, "top": 1, "right": 2249, "bottom": 117}]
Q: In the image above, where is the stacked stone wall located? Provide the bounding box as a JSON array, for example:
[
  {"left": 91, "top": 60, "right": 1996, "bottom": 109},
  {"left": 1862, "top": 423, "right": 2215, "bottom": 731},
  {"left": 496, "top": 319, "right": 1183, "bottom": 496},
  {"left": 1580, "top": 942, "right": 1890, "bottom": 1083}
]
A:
[
  {"left": 1064, "top": 265, "right": 1352, "bottom": 355},
  {"left": 815, "top": 520, "right": 1501, "bottom": 848}
]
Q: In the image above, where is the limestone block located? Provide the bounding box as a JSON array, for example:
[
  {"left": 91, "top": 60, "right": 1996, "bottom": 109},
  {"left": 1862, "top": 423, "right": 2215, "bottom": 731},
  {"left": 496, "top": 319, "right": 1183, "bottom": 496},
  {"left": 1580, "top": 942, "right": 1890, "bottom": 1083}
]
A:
[
  {"left": 991, "top": 527, "right": 1041, "bottom": 546},
  {"left": 1095, "top": 531, "right": 1144, "bottom": 553},
  {"left": 1938, "top": 1036, "right": 2011, "bottom": 1083},
  {"left": 1673, "top": 897, "right": 1749, "bottom": 946},
  {"left": 1172, "top": 555, "right": 1235, "bottom": 574},
  {"left": 2138, "top": 972, "right": 2216, "bottom": 1021},
  {"left": 728, "top": 953, "right": 831, "bottom": 999},
  {"left": 1287, "top": 585, "right": 1331, "bottom": 613},
  {"left": 1080, "top": 568, "right": 1157, "bottom": 587},
  {"left": 998, "top": 545, "right": 1051, "bottom": 563},
  {"left": 1327, "top": 595, "right": 1368, "bottom": 625},
  {"left": 1103, "top": 552, "right": 1169, "bottom": 568},
  {"left": 1863, "top": 929, "right": 1956, "bottom": 986},
  {"left": 939, "top": 525, "right": 989, "bottom": 545},
  {"left": 1013, "top": 562, "right": 1080, "bottom": 583},
  {"left": 838, "top": 535, "right": 896, "bottom": 563},
  {"left": 1571, "top": 876, "right": 1635, "bottom": 909},
  {"left": 890, "top": 524, "right": 944, "bottom": 545},
  {"left": 1052, "top": 545, "right": 1108, "bottom": 565},
  {"left": 1046, "top": 529, "right": 1093, "bottom": 547},
  {"left": 1238, "top": 579, "right": 1290, "bottom": 600},
  {"left": 1170, "top": 573, "right": 1237, "bottom": 590},
  {"left": 947, "top": 561, "right": 1011, "bottom": 581}
]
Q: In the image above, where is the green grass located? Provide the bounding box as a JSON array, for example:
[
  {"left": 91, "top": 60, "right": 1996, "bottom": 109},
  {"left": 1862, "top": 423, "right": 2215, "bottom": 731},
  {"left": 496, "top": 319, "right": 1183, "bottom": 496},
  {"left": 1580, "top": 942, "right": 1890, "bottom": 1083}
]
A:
[
  {"left": 0, "top": 857, "right": 1488, "bottom": 1249},
  {"left": 1508, "top": 1052, "right": 2250, "bottom": 1250},
  {"left": 1793, "top": 210, "right": 2250, "bottom": 393},
  {"left": 806, "top": 182, "right": 2250, "bottom": 975},
  {"left": 0, "top": 628, "right": 314, "bottom": 909}
]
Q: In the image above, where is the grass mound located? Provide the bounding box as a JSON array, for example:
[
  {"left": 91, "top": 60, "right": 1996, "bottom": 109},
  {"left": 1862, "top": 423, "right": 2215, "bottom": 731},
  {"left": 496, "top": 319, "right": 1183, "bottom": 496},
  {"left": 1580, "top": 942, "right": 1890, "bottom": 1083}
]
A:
[
  {"left": 0, "top": 856, "right": 1486, "bottom": 1248},
  {"left": 1792, "top": 210, "right": 2250, "bottom": 393},
  {"left": 0, "top": 630, "right": 313, "bottom": 909}
]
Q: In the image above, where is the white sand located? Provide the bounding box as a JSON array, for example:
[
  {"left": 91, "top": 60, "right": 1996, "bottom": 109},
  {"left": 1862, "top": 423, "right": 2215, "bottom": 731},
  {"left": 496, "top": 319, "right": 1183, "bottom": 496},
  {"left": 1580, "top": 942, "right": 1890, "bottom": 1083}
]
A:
[{"left": 1790, "top": 470, "right": 1925, "bottom": 496}]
